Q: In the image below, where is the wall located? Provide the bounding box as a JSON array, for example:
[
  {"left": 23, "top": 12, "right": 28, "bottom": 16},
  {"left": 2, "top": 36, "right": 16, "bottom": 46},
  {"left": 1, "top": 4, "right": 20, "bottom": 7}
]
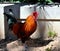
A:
[{"left": 44, "top": 5, "right": 60, "bottom": 38}]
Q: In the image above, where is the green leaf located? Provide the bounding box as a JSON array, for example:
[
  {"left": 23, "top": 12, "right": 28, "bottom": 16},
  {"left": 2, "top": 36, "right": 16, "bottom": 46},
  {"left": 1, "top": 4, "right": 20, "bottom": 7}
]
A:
[
  {"left": 46, "top": 0, "right": 53, "bottom": 3},
  {"left": 48, "top": 31, "right": 57, "bottom": 38},
  {"left": 45, "top": 47, "right": 51, "bottom": 51}
]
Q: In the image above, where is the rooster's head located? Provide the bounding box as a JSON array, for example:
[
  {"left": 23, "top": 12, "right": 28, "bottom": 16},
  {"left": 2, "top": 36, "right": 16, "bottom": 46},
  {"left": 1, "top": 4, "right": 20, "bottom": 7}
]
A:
[{"left": 32, "top": 11, "right": 38, "bottom": 21}]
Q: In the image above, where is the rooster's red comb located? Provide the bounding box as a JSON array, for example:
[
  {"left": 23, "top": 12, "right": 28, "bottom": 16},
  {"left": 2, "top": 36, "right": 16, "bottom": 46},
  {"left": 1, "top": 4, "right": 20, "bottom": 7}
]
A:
[{"left": 33, "top": 11, "right": 38, "bottom": 19}]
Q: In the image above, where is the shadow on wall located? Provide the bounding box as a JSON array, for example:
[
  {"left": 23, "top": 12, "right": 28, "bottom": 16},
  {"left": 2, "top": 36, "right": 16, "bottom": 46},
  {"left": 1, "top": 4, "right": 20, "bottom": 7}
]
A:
[
  {"left": 4, "top": 5, "right": 19, "bottom": 41},
  {"left": 4, "top": 14, "right": 18, "bottom": 41},
  {"left": 4, "top": 4, "right": 20, "bottom": 19}
]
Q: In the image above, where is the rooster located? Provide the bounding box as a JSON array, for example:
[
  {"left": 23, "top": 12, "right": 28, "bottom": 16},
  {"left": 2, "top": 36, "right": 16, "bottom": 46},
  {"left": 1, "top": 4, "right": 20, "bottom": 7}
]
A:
[{"left": 4, "top": 11, "right": 38, "bottom": 50}]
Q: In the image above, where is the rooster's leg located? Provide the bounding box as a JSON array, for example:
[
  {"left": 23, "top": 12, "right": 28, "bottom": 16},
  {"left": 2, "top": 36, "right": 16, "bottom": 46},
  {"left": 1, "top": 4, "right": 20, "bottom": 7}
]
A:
[
  {"left": 23, "top": 42, "right": 29, "bottom": 51},
  {"left": 17, "top": 39, "right": 28, "bottom": 51},
  {"left": 17, "top": 39, "right": 22, "bottom": 45}
]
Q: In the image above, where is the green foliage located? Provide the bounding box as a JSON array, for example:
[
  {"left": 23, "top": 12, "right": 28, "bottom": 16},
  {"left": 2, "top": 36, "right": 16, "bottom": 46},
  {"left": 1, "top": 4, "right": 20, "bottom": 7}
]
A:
[
  {"left": 0, "top": 0, "right": 53, "bottom": 4},
  {"left": 48, "top": 30, "right": 57, "bottom": 38},
  {"left": 37, "top": 0, "right": 53, "bottom": 4},
  {"left": 19, "top": 0, "right": 25, "bottom": 2},
  {"left": 22, "top": 0, "right": 38, "bottom": 4},
  {"left": 45, "top": 47, "right": 51, "bottom": 51},
  {"left": 45, "top": 0, "right": 52, "bottom": 3}
]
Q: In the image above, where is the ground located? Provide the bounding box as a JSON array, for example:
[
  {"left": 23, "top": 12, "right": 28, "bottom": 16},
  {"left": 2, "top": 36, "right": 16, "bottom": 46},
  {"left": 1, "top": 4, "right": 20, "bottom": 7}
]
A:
[{"left": 0, "top": 36, "right": 59, "bottom": 51}]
